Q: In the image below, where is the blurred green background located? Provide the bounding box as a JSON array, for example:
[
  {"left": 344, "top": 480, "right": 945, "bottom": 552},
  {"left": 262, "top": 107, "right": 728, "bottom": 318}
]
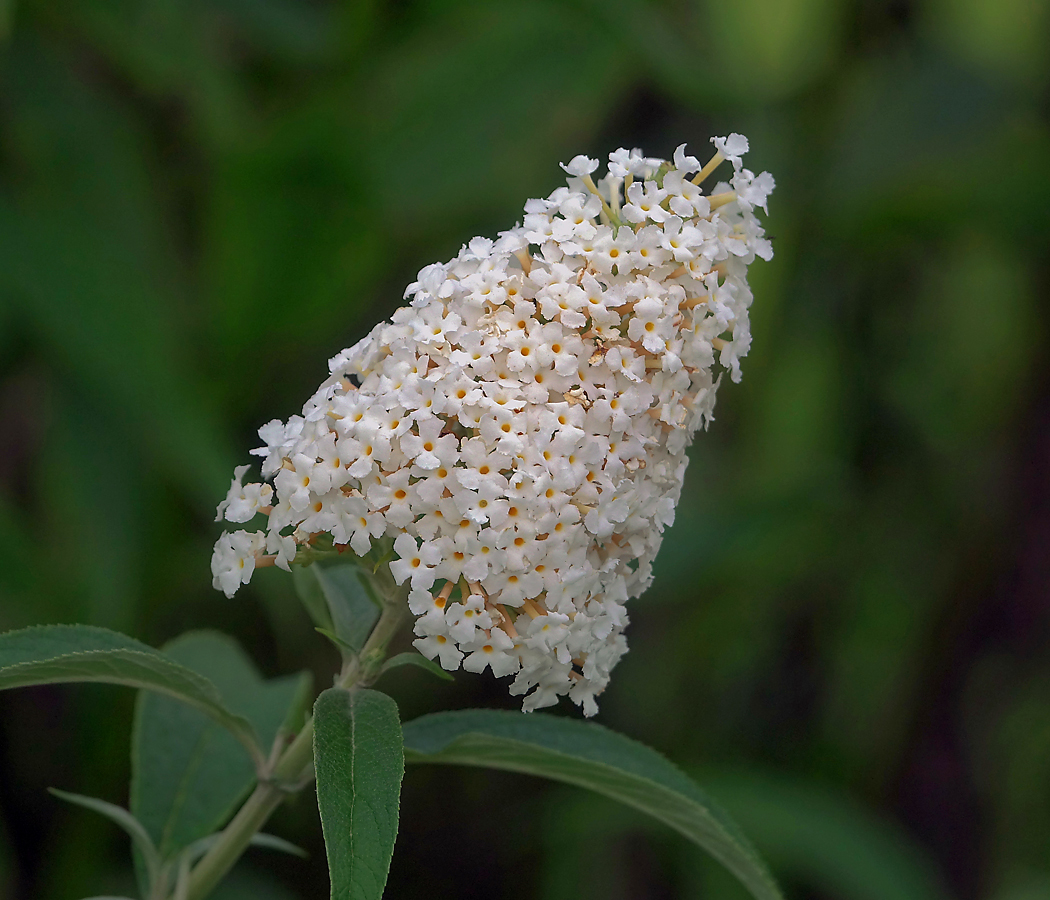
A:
[{"left": 0, "top": 0, "right": 1048, "bottom": 898}]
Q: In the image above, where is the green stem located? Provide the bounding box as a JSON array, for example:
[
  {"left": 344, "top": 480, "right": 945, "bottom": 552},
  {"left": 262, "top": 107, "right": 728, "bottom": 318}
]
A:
[{"left": 182, "top": 574, "right": 409, "bottom": 900}]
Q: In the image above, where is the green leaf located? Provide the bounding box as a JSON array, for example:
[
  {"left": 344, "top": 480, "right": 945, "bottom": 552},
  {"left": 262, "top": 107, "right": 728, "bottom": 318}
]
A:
[
  {"left": 130, "top": 631, "right": 310, "bottom": 887},
  {"left": 278, "top": 662, "right": 315, "bottom": 737},
  {"left": 294, "top": 562, "right": 381, "bottom": 654},
  {"left": 379, "top": 652, "right": 454, "bottom": 683},
  {"left": 316, "top": 563, "right": 382, "bottom": 650},
  {"left": 292, "top": 565, "right": 335, "bottom": 633},
  {"left": 0, "top": 625, "right": 262, "bottom": 760},
  {"left": 185, "top": 832, "right": 309, "bottom": 863},
  {"left": 49, "top": 789, "right": 162, "bottom": 890},
  {"left": 247, "top": 833, "right": 309, "bottom": 859},
  {"left": 326, "top": 564, "right": 384, "bottom": 627},
  {"left": 315, "top": 627, "right": 356, "bottom": 656},
  {"left": 402, "top": 710, "right": 783, "bottom": 900},
  {"left": 172, "top": 854, "right": 191, "bottom": 900},
  {"left": 313, "top": 688, "right": 404, "bottom": 900}
]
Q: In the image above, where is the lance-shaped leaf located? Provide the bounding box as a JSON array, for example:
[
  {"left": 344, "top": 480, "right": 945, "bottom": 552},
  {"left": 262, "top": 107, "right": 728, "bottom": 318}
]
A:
[
  {"left": 0, "top": 625, "right": 262, "bottom": 761},
  {"left": 185, "top": 832, "right": 309, "bottom": 864},
  {"left": 313, "top": 688, "right": 404, "bottom": 900},
  {"left": 379, "top": 652, "right": 453, "bottom": 682},
  {"left": 401, "top": 710, "right": 783, "bottom": 900},
  {"left": 49, "top": 789, "right": 162, "bottom": 890},
  {"left": 130, "top": 631, "right": 311, "bottom": 887}
]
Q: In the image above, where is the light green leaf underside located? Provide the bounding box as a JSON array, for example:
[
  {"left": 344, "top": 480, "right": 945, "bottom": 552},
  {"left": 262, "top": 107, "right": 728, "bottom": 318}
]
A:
[
  {"left": 186, "top": 832, "right": 309, "bottom": 862},
  {"left": 380, "top": 652, "right": 454, "bottom": 682},
  {"left": 315, "top": 564, "right": 381, "bottom": 649},
  {"left": 0, "top": 625, "right": 261, "bottom": 759},
  {"left": 131, "top": 630, "right": 310, "bottom": 889},
  {"left": 292, "top": 565, "right": 335, "bottom": 633},
  {"left": 401, "top": 710, "right": 783, "bottom": 900},
  {"left": 294, "top": 562, "right": 380, "bottom": 654},
  {"left": 246, "top": 833, "right": 309, "bottom": 860},
  {"left": 313, "top": 688, "right": 404, "bottom": 900},
  {"left": 315, "top": 627, "right": 356, "bottom": 655}
]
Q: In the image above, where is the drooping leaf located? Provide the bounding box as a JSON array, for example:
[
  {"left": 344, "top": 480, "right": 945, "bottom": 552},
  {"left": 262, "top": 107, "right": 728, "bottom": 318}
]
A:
[
  {"left": 313, "top": 688, "right": 404, "bottom": 900},
  {"left": 402, "top": 710, "right": 783, "bottom": 900},
  {"left": 379, "top": 652, "right": 454, "bottom": 683},
  {"left": 130, "top": 631, "right": 310, "bottom": 888},
  {"left": 0, "top": 625, "right": 262, "bottom": 760},
  {"left": 49, "top": 789, "right": 162, "bottom": 890}
]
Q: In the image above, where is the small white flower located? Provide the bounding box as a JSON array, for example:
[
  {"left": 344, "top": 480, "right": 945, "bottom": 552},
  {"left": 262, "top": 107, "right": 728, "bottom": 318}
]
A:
[
  {"left": 663, "top": 171, "right": 710, "bottom": 218},
  {"left": 732, "top": 168, "right": 776, "bottom": 214},
  {"left": 559, "top": 154, "right": 599, "bottom": 177},
  {"left": 712, "top": 133, "right": 749, "bottom": 168},
  {"left": 462, "top": 627, "right": 519, "bottom": 676},
  {"left": 607, "top": 147, "right": 658, "bottom": 178},
  {"left": 412, "top": 614, "right": 464, "bottom": 671},
  {"left": 216, "top": 465, "right": 273, "bottom": 524},
  {"left": 211, "top": 531, "right": 266, "bottom": 598},
  {"left": 672, "top": 144, "right": 700, "bottom": 174},
  {"left": 622, "top": 180, "right": 670, "bottom": 224},
  {"left": 274, "top": 453, "right": 323, "bottom": 510},
  {"left": 446, "top": 594, "right": 494, "bottom": 644}
]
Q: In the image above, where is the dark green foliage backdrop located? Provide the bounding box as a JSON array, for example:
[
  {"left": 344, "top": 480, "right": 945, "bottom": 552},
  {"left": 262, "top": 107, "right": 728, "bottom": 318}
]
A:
[{"left": 0, "top": 1, "right": 1048, "bottom": 898}]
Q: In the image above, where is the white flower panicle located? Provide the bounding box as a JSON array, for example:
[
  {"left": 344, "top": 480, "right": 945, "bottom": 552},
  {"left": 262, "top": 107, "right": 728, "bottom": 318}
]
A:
[{"left": 212, "top": 136, "right": 774, "bottom": 715}]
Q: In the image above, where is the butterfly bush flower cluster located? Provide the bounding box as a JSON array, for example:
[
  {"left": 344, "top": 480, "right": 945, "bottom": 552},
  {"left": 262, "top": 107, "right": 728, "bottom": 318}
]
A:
[{"left": 212, "top": 135, "right": 773, "bottom": 715}]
